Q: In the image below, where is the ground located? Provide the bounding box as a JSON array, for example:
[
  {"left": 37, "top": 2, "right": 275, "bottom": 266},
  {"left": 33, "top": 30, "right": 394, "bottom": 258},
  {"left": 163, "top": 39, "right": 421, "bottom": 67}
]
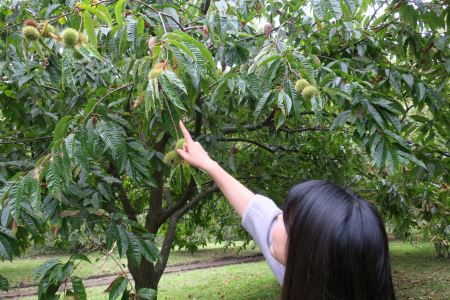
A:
[{"left": 0, "top": 241, "right": 448, "bottom": 299}]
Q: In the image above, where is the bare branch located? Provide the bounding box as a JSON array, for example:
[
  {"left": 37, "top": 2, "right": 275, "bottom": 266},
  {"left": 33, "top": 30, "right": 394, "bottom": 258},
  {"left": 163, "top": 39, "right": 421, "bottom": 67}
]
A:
[{"left": 217, "top": 137, "right": 275, "bottom": 153}]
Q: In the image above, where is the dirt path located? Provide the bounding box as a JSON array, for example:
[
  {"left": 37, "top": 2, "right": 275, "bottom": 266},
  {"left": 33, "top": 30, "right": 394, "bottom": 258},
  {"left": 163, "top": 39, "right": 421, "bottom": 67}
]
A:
[{"left": 1, "top": 254, "right": 264, "bottom": 299}]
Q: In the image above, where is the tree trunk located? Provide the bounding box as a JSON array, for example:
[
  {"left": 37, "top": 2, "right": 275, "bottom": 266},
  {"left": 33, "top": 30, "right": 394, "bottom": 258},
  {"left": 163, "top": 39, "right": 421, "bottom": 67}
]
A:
[{"left": 128, "top": 258, "right": 160, "bottom": 298}]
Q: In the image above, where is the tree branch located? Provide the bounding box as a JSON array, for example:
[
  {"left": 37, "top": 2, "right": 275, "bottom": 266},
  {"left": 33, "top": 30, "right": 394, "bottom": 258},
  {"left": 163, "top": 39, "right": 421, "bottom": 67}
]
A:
[
  {"left": 157, "top": 179, "right": 196, "bottom": 226},
  {"left": 155, "top": 214, "right": 178, "bottom": 279},
  {"left": 222, "top": 109, "right": 276, "bottom": 134},
  {"left": 145, "top": 133, "right": 170, "bottom": 233},
  {"left": 109, "top": 164, "right": 137, "bottom": 221},
  {"left": 200, "top": 0, "right": 211, "bottom": 15},
  {"left": 175, "top": 184, "right": 219, "bottom": 219},
  {"left": 194, "top": 93, "right": 203, "bottom": 138},
  {"left": 217, "top": 138, "right": 275, "bottom": 153}
]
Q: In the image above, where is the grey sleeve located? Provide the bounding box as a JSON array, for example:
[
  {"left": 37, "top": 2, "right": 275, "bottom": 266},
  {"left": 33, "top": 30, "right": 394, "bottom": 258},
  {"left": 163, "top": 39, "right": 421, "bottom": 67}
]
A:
[{"left": 242, "top": 194, "right": 285, "bottom": 285}]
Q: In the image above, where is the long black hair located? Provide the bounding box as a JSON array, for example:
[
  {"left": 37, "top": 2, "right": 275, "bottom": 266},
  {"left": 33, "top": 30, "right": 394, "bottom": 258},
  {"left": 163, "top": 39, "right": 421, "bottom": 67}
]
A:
[{"left": 281, "top": 180, "right": 396, "bottom": 300}]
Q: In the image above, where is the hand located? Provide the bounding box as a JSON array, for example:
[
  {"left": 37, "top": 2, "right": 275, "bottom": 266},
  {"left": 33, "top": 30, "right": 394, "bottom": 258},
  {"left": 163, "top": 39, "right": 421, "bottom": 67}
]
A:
[{"left": 176, "top": 120, "right": 217, "bottom": 172}]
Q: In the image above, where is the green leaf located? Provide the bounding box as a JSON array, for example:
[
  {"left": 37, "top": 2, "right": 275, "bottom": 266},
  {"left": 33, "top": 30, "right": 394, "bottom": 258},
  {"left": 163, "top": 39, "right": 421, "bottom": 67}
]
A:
[
  {"left": 159, "top": 75, "right": 187, "bottom": 111},
  {"left": 108, "top": 276, "right": 128, "bottom": 300},
  {"left": 0, "top": 226, "right": 15, "bottom": 239},
  {"left": 0, "top": 275, "right": 9, "bottom": 292},
  {"left": 141, "top": 239, "right": 160, "bottom": 263},
  {"left": 70, "top": 253, "right": 91, "bottom": 264},
  {"left": 366, "top": 102, "right": 384, "bottom": 128},
  {"left": 77, "top": 43, "right": 103, "bottom": 61},
  {"left": 115, "top": 0, "right": 126, "bottom": 26},
  {"left": 331, "top": 110, "right": 351, "bottom": 129},
  {"left": 72, "top": 276, "right": 87, "bottom": 300},
  {"left": 165, "top": 31, "right": 215, "bottom": 71},
  {"left": 79, "top": 3, "right": 112, "bottom": 27},
  {"left": 137, "top": 288, "right": 157, "bottom": 300},
  {"left": 61, "top": 51, "right": 77, "bottom": 94},
  {"left": 410, "top": 115, "right": 429, "bottom": 123},
  {"left": 97, "top": 120, "right": 126, "bottom": 159},
  {"left": 401, "top": 74, "right": 414, "bottom": 88},
  {"left": 374, "top": 139, "right": 384, "bottom": 168},
  {"left": 114, "top": 25, "right": 128, "bottom": 56},
  {"left": 45, "top": 153, "right": 62, "bottom": 195},
  {"left": 397, "top": 151, "right": 427, "bottom": 169},
  {"left": 116, "top": 225, "right": 129, "bottom": 257},
  {"left": 313, "top": 0, "right": 326, "bottom": 20},
  {"left": 254, "top": 91, "right": 272, "bottom": 118},
  {"left": 0, "top": 236, "right": 13, "bottom": 261},
  {"left": 287, "top": 80, "right": 301, "bottom": 118},
  {"left": 52, "top": 115, "right": 73, "bottom": 148},
  {"left": 387, "top": 69, "right": 401, "bottom": 94},
  {"left": 34, "top": 259, "right": 61, "bottom": 279},
  {"left": 126, "top": 231, "right": 143, "bottom": 266},
  {"left": 83, "top": 11, "right": 97, "bottom": 47},
  {"left": 329, "top": 0, "right": 343, "bottom": 19},
  {"left": 416, "top": 82, "right": 426, "bottom": 101},
  {"left": 31, "top": 178, "right": 41, "bottom": 210}
]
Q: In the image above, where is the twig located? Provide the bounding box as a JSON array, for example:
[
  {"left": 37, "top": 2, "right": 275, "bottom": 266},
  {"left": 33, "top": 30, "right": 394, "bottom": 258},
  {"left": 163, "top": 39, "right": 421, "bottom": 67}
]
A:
[{"left": 217, "top": 137, "right": 275, "bottom": 153}]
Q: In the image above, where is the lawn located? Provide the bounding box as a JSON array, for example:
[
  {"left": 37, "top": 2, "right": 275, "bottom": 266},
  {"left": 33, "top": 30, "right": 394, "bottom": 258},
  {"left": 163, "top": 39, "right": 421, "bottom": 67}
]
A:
[
  {"left": 0, "top": 241, "right": 260, "bottom": 288},
  {"left": 3, "top": 240, "right": 449, "bottom": 299}
]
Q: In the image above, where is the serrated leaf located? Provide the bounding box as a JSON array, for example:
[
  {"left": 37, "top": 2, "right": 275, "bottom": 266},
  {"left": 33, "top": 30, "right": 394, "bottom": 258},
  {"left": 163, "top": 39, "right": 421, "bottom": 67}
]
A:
[
  {"left": 108, "top": 276, "right": 128, "bottom": 300},
  {"left": 77, "top": 43, "right": 103, "bottom": 61},
  {"left": 70, "top": 253, "right": 91, "bottom": 263},
  {"left": 331, "top": 110, "right": 351, "bottom": 129},
  {"left": 72, "top": 276, "right": 86, "bottom": 300},
  {"left": 0, "top": 226, "right": 15, "bottom": 239},
  {"left": 31, "top": 178, "right": 41, "bottom": 210},
  {"left": 126, "top": 231, "right": 143, "bottom": 266},
  {"left": 141, "top": 239, "right": 160, "bottom": 263},
  {"left": 329, "top": 0, "right": 343, "bottom": 19},
  {"left": 116, "top": 225, "right": 129, "bottom": 257},
  {"left": 287, "top": 80, "right": 301, "bottom": 118},
  {"left": 34, "top": 259, "right": 61, "bottom": 279},
  {"left": 366, "top": 102, "right": 384, "bottom": 128},
  {"left": 313, "top": 0, "right": 326, "bottom": 20},
  {"left": 97, "top": 120, "right": 126, "bottom": 159},
  {"left": 397, "top": 151, "right": 427, "bottom": 169},
  {"left": 61, "top": 51, "right": 77, "bottom": 94},
  {"left": 254, "top": 91, "right": 272, "bottom": 118}
]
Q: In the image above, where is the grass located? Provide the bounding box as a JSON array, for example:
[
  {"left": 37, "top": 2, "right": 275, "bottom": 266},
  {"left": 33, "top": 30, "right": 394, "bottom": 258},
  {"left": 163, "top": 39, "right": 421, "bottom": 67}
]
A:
[
  {"left": 4, "top": 241, "right": 450, "bottom": 300},
  {"left": 0, "top": 242, "right": 260, "bottom": 288},
  {"left": 390, "top": 241, "right": 450, "bottom": 299}
]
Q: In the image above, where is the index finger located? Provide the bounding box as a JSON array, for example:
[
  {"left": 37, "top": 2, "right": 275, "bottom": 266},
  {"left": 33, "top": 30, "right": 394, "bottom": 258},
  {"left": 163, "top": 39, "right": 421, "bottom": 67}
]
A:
[{"left": 179, "top": 120, "right": 194, "bottom": 143}]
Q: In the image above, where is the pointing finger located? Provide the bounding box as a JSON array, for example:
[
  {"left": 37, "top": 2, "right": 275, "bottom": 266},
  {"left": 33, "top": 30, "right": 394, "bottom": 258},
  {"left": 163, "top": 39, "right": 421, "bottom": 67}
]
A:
[
  {"left": 176, "top": 149, "right": 188, "bottom": 160},
  {"left": 179, "top": 120, "right": 194, "bottom": 143}
]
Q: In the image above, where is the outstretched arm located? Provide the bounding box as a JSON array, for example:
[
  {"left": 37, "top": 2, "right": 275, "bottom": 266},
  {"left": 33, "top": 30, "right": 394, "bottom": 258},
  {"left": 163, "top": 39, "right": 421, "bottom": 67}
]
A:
[{"left": 176, "top": 120, "right": 255, "bottom": 218}]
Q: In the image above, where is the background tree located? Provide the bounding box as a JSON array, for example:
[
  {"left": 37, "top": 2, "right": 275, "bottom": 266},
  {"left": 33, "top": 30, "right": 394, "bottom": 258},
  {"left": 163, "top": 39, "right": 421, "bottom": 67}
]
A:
[{"left": 0, "top": 0, "right": 448, "bottom": 298}]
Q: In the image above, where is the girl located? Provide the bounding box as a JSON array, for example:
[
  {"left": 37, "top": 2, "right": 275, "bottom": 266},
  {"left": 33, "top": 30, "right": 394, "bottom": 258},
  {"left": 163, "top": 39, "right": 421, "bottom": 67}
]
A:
[{"left": 176, "top": 121, "right": 396, "bottom": 300}]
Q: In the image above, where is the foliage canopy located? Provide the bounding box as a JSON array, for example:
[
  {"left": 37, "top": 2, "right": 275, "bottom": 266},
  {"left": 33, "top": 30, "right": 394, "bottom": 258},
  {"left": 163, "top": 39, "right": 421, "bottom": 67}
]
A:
[{"left": 0, "top": 0, "right": 449, "bottom": 298}]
